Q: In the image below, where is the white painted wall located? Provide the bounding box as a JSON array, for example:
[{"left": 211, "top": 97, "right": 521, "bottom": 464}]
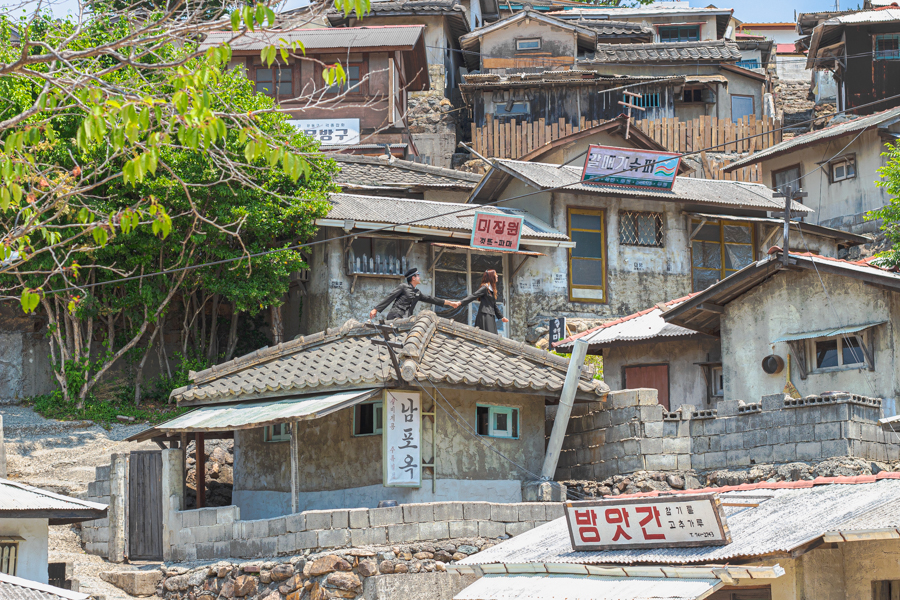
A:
[{"left": 0, "top": 518, "right": 49, "bottom": 584}]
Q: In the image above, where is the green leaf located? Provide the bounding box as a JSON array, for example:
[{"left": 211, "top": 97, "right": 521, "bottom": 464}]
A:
[
  {"left": 231, "top": 9, "right": 241, "bottom": 30},
  {"left": 20, "top": 289, "right": 40, "bottom": 314},
  {"left": 0, "top": 187, "right": 9, "bottom": 210},
  {"left": 255, "top": 3, "right": 265, "bottom": 26},
  {"left": 92, "top": 226, "right": 108, "bottom": 247},
  {"left": 10, "top": 183, "right": 21, "bottom": 205}
]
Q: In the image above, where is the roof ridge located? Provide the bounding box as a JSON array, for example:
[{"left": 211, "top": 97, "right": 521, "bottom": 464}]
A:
[
  {"left": 401, "top": 311, "right": 440, "bottom": 362},
  {"left": 334, "top": 154, "right": 483, "bottom": 181}
]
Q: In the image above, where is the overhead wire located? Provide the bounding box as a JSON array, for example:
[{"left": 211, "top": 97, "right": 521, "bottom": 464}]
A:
[{"left": 22, "top": 88, "right": 900, "bottom": 299}]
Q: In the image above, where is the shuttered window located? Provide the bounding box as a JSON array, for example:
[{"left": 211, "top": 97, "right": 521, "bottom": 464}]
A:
[{"left": 0, "top": 542, "right": 18, "bottom": 576}]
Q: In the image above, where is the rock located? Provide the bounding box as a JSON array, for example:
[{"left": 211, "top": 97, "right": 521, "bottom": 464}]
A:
[
  {"left": 457, "top": 545, "right": 478, "bottom": 555},
  {"left": 259, "top": 591, "right": 280, "bottom": 600},
  {"left": 270, "top": 565, "right": 293, "bottom": 582},
  {"left": 326, "top": 572, "right": 361, "bottom": 591},
  {"left": 218, "top": 579, "right": 235, "bottom": 598},
  {"left": 165, "top": 575, "right": 190, "bottom": 592},
  {"left": 357, "top": 560, "right": 378, "bottom": 577},
  {"left": 100, "top": 571, "right": 162, "bottom": 597},
  {"left": 346, "top": 549, "right": 376, "bottom": 557},
  {"left": 451, "top": 553, "right": 467, "bottom": 561},
  {"left": 666, "top": 475, "right": 685, "bottom": 489},
  {"left": 393, "top": 563, "right": 409, "bottom": 574},
  {"left": 308, "top": 555, "right": 351, "bottom": 577},
  {"left": 259, "top": 572, "right": 271, "bottom": 584},
  {"left": 398, "top": 551, "right": 413, "bottom": 561},
  {"left": 376, "top": 551, "right": 396, "bottom": 562},
  {"left": 434, "top": 550, "right": 453, "bottom": 562},
  {"left": 435, "top": 561, "right": 447, "bottom": 572},
  {"left": 408, "top": 562, "right": 421, "bottom": 574},
  {"left": 413, "top": 552, "right": 433, "bottom": 560},
  {"left": 684, "top": 475, "right": 702, "bottom": 489},
  {"left": 286, "top": 591, "right": 301, "bottom": 600},
  {"left": 232, "top": 576, "right": 257, "bottom": 598},
  {"left": 378, "top": 561, "right": 394, "bottom": 574},
  {"left": 616, "top": 479, "right": 630, "bottom": 492}
]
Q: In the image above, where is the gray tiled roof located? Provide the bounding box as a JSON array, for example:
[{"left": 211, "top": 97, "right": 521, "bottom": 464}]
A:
[
  {"left": 171, "top": 311, "right": 608, "bottom": 405},
  {"left": 483, "top": 160, "right": 813, "bottom": 214},
  {"left": 0, "top": 575, "right": 88, "bottom": 600},
  {"left": 199, "top": 26, "right": 425, "bottom": 51},
  {"left": 577, "top": 20, "right": 654, "bottom": 38},
  {"left": 327, "top": 0, "right": 465, "bottom": 16},
  {"left": 334, "top": 155, "right": 482, "bottom": 190},
  {"left": 583, "top": 40, "right": 742, "bottom": 64},
  {"left": 322, "top": 193, "right": 570, "bottom": 240},
  {"left": 724, "top": 105, "right": 900, "bottom": 171}
]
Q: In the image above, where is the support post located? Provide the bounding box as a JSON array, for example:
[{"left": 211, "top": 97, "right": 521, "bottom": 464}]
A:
[
  {"left": 195, "top": 432, "right": 206, "bottom": 508},
  {"left": 541, "top": 339, "right": 589, "bottom": 480},
  {"left": 290, "top": 421, "right": 299, "bottom": 514},
  {"left": 180, "top": 433, "right": 187, "bottom": 503}
]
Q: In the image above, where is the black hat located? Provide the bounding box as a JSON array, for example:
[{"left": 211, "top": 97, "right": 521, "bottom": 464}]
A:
[{"left": 404, "top": 268, "right": 419, "bottom": 281}]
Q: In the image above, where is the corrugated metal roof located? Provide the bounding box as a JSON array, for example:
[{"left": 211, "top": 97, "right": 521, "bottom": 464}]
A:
[
  {"left": 145, "top": 389, "right": 380, "bottom": 434},
  {"left": 0, "top": 574, "right": 89, "bottom": 600},
  {"left": 829, "top": 7, "right": 900, "bottom": 23},
  {"left": 322, "top": 193, "right": 569, "bottom": 240},
  {"left": 458, "top": 479, "right": 900, "bottom": 566},
  {"left": 771, "top": 321, "right": 886, "bottom": 343},
  {"left": 584, "top": 41, "right": 741, "bottom": 64},
  {"left": 454, "top": 574, "right": 721, "bottom": 600},
  {"left": 198, "top": 25, "right": 425, "bottom": 51},
  {"left": 0, "top": 480, "right": 106, "bottom": 514},
  {"left": 484, "top": 160, "right": 813, "bottom": 214},
  {"left": 724, "top": 106, "right": 900, "bottom": 170},
  {"left": 546, "top": 6, "right": 732, "bottom": 16}
]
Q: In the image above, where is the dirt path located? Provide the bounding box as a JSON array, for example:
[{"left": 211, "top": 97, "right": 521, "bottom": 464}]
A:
[{"left": 2, "top": 405, "right": 161, "bottom": 599}]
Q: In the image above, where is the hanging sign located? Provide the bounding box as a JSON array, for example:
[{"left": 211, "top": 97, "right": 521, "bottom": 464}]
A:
[
  {"left": 548, "top": 317, "right": 567, "bottom": 348},
  {"left": 383, "top": 390, "right": 422, "bottom": 488},
  {"left": 471, "top": 211, "right": 523, "bottom": 252},
  {"left": 564, "top": 494, "right": 731, "bottom": 551},
  {"left": 287, "top": 119, "right": 360, "bottom": 145},
  {"left": 581, "top": 145, "right": 681, "bottom": 190}
]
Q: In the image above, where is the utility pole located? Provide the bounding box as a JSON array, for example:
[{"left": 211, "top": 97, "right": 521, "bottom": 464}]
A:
[{"left": 773, "top": 185, "right": 808, "bottom": 266}]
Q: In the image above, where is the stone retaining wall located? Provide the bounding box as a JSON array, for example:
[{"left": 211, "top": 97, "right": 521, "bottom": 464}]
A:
[{"left": 555, "top": 389, "right": 896, "bottom": 481}]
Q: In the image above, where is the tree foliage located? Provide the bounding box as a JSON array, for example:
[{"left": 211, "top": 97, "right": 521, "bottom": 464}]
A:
[{"left": 873, "top": 142, "right": 900, "bottom": 267}]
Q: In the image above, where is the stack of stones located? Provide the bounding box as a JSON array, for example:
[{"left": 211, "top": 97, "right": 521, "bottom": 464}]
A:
[{"left": 158, "top": 540, "right": 496, "bottom": 600}]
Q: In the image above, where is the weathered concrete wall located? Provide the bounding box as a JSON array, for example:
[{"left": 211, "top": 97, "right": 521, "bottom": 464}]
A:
[
  {"left": 777, "top": 54, "right": 810, "bottom": 81},
  {"left": 555, "top": 389, "right": 897, "bottom": 480},
  {"left": 0, "top": 305, "right": 54, "bottom": 402},
  {"left": 757, "top": 126, "right": 897, "bottom": 232},
  {"left": 0, "top": 518, "right": 49, "bottom": 583},
  {"left": 722, "top": 69, "right": 767, "bottom": 120},
  {"left": 601, "top": 338, "right": 721, "bottom": 410},
  {"left": 83, "top": 464, "right": 112, "bottom": 557},
  {"left": 83, "top": 454, "right": 127, "bottom": 562},
  {"left": 234, "top": 388, "right": 544, "bottom": 518},
  {"left": 480, "top": 19, "right": 578, "bottom": 73},
  {"left": 721, "top": 269, "right": 900, "bottom": 412}
]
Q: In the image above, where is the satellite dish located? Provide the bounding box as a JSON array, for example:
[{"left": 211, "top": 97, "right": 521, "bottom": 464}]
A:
[{"left": 762, "top": 355, "right": 785, "bottom": 375}]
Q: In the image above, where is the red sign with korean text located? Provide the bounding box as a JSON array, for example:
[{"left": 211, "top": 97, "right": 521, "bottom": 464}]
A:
[
  {"left": 564, "top": 494, "right": 731, "bottom": 551},
  {"left": 470, "top": 211, "right": 523, "bottom": 252}
]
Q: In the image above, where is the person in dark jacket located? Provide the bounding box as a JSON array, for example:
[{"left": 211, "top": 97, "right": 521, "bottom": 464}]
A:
[
  {"left": 456, "top": 269, "right": 508, "bottom": 334},
  {"left": 370, "top": 268, "right": 460, "bottom": 320}
]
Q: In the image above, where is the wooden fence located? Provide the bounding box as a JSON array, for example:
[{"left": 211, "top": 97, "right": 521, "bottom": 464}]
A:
[{"left": 470, "top": 115, "right": 781, "bottom": 182}]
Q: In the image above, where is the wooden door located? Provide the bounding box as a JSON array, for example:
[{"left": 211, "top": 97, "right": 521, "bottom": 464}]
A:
[
  {"left": 128, "top": 450, "right": 163, "bottom": 560},
  {"left": 624, "top": 364, "right": 670, "bottom": 410}
]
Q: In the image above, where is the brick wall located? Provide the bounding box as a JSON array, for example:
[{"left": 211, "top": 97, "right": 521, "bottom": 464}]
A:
[
  {"left": 163, "top": 502, "right": 563, "bottom": 562},
  {"left": 554, "top": 389, "right": 896, "bottom": 480}
]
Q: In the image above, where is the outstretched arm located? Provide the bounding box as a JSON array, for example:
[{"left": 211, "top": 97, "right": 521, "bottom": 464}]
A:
[
  {"left": 371, "top": 285, "right": 404, "bottom": 318},
  {"left": 457, "top": 285, "right": 487, "bottom": 309}
]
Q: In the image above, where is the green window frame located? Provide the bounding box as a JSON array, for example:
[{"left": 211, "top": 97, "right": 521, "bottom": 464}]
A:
[
  {"left": 568, "top": 208, "right": 606, "bottom": 303},
  {"left": 353, "top": 400, "right": 384, "bottom": 436},
  {"left": 476, "top": 404, "right": 519, "bottom": 439},
  {"left": 690, "top": 219, "right": 755, "bottom": 292},
  {"left": 659, "top": 25, "right": 700, "bottom": 42},
  {"left": 875, "top": 34, "right": 900, "bottom": 60},
  {"left": 263, "top": 423, "right": 291, "bottom": 443}
]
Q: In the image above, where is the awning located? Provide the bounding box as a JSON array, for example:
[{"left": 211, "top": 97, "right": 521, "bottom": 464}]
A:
[
  {"left": 430, "top": 242, "right": 545, "bottom": 257},
  {"left": 127, "top": 389, "right": 380, "bottom": 442},
  {"left": 454, "top": 575, "right": 723, "bottom": 600},
  {"left": 772, "top": 322, "right": 885, "bottom": 344}
]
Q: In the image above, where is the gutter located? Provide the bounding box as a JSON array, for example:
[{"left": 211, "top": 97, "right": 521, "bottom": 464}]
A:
[
  {"left": 314, "top": 218, "right": 576, "bottom": 248},
  {"left": 823, "top": 528, "right": 900, "bottom": 543},
  {"left": 446, "top": 562, "right": 785, "bottom": 583}
]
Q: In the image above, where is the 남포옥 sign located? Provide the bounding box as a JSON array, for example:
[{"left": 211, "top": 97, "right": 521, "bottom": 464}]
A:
[
  {"left": 581, "top": 145, "right": 681, "bottom": 190},
  {"left": 287, "top": 119, "right": 360, "bottom": 145},
  {"left": 471, "top": 211, "right": 523, "bottom": 252},
  {"left": 383, "top": 390, "right": 421, "bottom": 488},
  {"left": 564, "top": 494, "right": 731, "bottom": 551}
]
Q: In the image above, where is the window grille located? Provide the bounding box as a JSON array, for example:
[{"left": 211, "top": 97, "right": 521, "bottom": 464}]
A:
[
  {"left": 0, "top": 542, "right": 18, "bottom": 576},
  {"left": 619, "top": 211, "right": 664, "bottom": 247},
  {"left": 633, "top": 93, "right": 660, "bottom": 109},
  {"left": 875, "top": 34, "right": 900, "bottom": 60}
]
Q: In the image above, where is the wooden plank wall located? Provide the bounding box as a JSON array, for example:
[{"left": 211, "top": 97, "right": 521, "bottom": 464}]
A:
[{"left": 470, "top": 115, "right": 780, "bottom": 183}]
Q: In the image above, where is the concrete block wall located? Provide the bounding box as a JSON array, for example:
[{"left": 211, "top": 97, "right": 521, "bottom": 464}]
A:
[
  {"left": 82, "top": 454, "right": 127, "bottom": 561},
  {"left": 82, "top": 464, "right": 112, "bottom": 557},
  {"left": 553, "top": 390, "right": 896, "bottom": 481},
  {"left": 163, "top": 501, "right": 564, "bottom": 563}
]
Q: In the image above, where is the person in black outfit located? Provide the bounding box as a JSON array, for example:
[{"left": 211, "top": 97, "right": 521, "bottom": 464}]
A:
[
  {"left": 370, "top": 268, "right": 460, "bottom": 320},
  {"left": 456, "top": 269, "right": 509, "bottom": 334}
]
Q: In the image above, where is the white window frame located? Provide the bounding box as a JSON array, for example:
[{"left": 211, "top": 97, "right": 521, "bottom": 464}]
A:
[
  {"left": 353, "top": 400, "right": 384, "bottom": 437},
  {"left": 807, "top": 332, "right": 868, "bottom": 373},
  {"left": 830, "top": 155, "right": 856, "bottom": 183},
  {"left": 516, "top": 38, "right": 541, "bottom": 50},
  {"left": 477, "top": 404, "right": 520, "bottom": 439},
  {"left": 711, "top": 366, "right": 724, "bottom": 397},
  {"left": 263, "top": 422, "right": 291, "bottom": 442},
  {"left": 432, "top": 249, "right": 509, "bottom": 338}
]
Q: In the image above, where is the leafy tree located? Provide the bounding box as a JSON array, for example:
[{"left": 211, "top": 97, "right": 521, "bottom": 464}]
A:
[{"left": 873, "top": 143, "right": 900, "bottom": 267}]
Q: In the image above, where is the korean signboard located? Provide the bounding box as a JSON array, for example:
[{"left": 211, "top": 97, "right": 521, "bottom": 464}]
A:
[
  {"left": 470, "top": 211, "right": 523, "bottom": 252},
  {"left": 581, "top": 145, "right": 681, "bottom": 190},
  {"left": 288, "top": 119, "right": 360, "bottom": 145},
  {"left": 548, "top": 317, "right": 567, "bottom": 348},
  {"left": 564, "top": 494, "right": 731, "bottom": 551},
  {"left": 383, "top": 390, "right": 421, "bottom": 488}
]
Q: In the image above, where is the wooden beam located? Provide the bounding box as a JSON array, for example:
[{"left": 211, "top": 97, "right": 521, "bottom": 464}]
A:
[
  {"left": 854, "top": 333, "right": 875, "bottom": 372},
  {"left": 698, "top": 302, "right": 725, "bottom": 313},
  {"left": 195, "top": 432, "right": 206, "bottom": 509},
  {"left": 786, "top": 340, "right": 808, "bottom": 380},
  {"left": 180, "top": 432, "right": 187, "bottom": 504},
  {"left": 689, "top": 219, "right": 708, "bottom": 241},
  {"left": 290, "top": 421, "right": 299, "bottom": 514}
]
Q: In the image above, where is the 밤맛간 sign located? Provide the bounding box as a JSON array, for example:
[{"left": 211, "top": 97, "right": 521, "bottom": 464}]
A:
[
  {"left": 564, "top": 494, "right": 731, "bottom": 551},
  {"left": 383, "top": 390, "right": 421, "bottom": 488},
  {"left": 287, "top": 119, "right": 360, "bottom": 145},
  {"left": 581, "top": 145, "right": 681, "bottom": 190},
  {"left": 471, "top": 211, "right": 523, "bottom": 252}
]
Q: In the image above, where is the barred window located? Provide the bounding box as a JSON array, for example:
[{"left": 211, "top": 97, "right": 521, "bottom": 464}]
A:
[
  {"left": 0, "top": 541, "right": 19, "bottom": 575},
  {"left": 619, "top": 212, "right": 663, "bottom": 247}
]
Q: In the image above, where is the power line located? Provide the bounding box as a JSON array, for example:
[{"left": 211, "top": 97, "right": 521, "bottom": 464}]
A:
[{"left": 21, "top": 89, "right": 900, "bottom": 299}]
